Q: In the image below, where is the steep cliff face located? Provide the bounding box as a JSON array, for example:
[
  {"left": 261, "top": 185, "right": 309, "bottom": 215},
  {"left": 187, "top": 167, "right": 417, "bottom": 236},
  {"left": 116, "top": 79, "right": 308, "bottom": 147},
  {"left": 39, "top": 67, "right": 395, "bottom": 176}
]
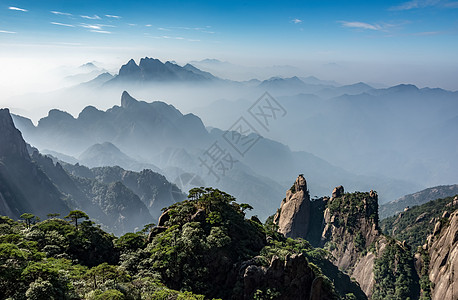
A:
[
  {"left": 423, "top": 209, "right": 458, "bottom": 300},
  {"left": 0, "top": 109, "right": 70, "bottom": 219},
  {"left": 274, "top": 176, "right": 422, "bottom": 299},
  {"left": 0, "top": 109, "right": 30, "bottom": 160},
  {"left": 322, "top": 189, "right": 380, "bottom": 270},
  {"left": 321, "top": 188, "right": 383, "bottom": 297},
  {"left": 274, "top": 174, "right": 311, "bottom": 238}
]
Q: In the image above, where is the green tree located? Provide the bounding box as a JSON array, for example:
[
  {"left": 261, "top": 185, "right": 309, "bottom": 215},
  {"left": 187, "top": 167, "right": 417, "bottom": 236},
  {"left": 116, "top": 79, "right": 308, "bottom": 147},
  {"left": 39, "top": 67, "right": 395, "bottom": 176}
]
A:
[
  {"left": 47, "top": 213, "right": 60, "bottom": 219},
  {"left": 20, "top": 213, "right": 35, "bottom": 228},
  {"left": 65, "top": 210, "right": 89, "bottom": 229}
]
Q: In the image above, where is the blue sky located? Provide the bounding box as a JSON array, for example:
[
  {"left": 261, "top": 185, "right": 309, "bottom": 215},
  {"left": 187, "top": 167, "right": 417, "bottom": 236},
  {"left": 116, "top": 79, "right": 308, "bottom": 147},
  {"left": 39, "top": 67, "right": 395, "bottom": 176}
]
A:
[{"left": 1, "top": 0, "right": 458, "bottom": 89}]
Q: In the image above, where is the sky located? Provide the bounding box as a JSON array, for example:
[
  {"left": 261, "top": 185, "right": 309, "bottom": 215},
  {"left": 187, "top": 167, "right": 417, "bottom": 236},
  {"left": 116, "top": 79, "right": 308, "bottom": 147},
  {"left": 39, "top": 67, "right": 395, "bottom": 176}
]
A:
[{"left": 1, "top": 0, "right": 458, "bottom": 95}]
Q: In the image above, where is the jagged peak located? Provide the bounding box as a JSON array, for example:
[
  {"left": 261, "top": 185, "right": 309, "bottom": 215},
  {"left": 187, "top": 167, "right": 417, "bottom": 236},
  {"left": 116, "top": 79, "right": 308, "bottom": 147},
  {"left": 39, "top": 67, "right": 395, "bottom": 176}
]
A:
[
  {"left": 121, "top": 91, "right": 138, "bottom": 108},
  {"left": 126, "top": 58, "right": 138, "bottom": 66},
  {"left": 294, "top": 174, "right": 307, "bottom": 192}
]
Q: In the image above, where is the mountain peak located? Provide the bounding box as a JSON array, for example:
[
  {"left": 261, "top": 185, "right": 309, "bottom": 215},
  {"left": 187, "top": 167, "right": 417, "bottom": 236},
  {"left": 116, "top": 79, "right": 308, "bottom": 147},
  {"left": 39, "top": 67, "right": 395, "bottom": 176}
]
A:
[
  {"left": 118, "top": 59, "right": 141, "bottom": 77},
  {"left": 121, "top": 91, "right": 138, "bottom": 108},
  {"left": 0, "top": 108, "right": 30, "bottom": 160}
]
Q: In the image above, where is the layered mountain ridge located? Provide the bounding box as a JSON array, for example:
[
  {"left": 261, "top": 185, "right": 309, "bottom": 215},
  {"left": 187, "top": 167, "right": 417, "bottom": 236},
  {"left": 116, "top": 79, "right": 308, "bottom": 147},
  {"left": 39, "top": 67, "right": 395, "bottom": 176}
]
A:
[{"left": 0, "top": 109, "right": 186, "bottom": 235}]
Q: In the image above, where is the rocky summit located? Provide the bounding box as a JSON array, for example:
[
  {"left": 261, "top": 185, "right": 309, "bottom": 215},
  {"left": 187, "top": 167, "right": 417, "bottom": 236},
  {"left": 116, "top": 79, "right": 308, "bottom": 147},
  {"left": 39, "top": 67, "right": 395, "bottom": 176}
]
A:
[{"left": 274, "top": 174, "right": 311, "bottom": 238}]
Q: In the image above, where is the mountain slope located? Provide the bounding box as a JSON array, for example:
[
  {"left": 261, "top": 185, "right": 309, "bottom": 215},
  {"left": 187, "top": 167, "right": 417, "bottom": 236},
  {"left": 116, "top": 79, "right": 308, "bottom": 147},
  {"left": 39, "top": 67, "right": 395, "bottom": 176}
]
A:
[
  {"left": 380, "top": 184, "right": 458, "bottom": 219},
  {"left": 0, "top": 108, "right": 70, "bottom": 219},
  {"left": 62, "top": 164, "right": 186, "bottom": 220}
]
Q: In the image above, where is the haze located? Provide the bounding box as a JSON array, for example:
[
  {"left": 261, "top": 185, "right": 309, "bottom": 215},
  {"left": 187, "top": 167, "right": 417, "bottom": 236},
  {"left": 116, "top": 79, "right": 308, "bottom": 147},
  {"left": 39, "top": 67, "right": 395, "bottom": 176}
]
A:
[{"left": 1, "top": 0, "right": 458, "bottom": 214}]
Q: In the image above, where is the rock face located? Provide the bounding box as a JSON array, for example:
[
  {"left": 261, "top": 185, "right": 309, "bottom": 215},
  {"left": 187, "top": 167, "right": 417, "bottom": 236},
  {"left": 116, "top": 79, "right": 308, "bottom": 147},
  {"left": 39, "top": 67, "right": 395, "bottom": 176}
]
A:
[
  {"left": 241, "top": 254, "right": 335, "bottom": 300},
  {"left": 274, "top": 174, "right": 311, "bottom": 238},
  {"left": 426, "top": 210, "right": 458, "bottom": 300},
  {"left": 321, "top": 187, "right": 381, "bottom": 297},
  {"left": 331, "top": 185, "right": 344, "bottom": 199},
  {"left": 0, "top": 109, "right": 70, "bottom": 219},
  {"left": 0, "top": 108, "right": 30, "bottom": 160}
]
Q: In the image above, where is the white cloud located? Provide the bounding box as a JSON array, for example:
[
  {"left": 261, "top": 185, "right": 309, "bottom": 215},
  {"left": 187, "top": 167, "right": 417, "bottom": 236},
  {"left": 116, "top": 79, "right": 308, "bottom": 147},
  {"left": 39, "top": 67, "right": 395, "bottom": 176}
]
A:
[
  {"left": 0, "top": 30, "right": 16, "bottom": 34},
  {"left": 90, "top": 30, "right": 111, "bottom": 34},
  {"left": 51, "top": 11, "right": 72, "bottom": 16},
  {"left": 340, "top": 21, "right": 383, "bottom": 30},
  {"left": 51, "top": 22, "right": 75, "bottom": 27},
  {"left": 80, "top": 15, "right": 101, "bottom": 20},
  {"left": 145, "top": 24, "right": 152, "bottom": 27},
  {"left": 389, "top": 0, "right": 458, "bottom": 10},
  {"left": 105, "top": 15, "right": 121, "bottom": 19},
  {"left": 158, "top": 27, "right": 171, "bottom": 31},
  {"left": 9, "top": 7, "right": 28, "bottom": 12},
  {"left": 80, "top": 24, "right": 102, "bottom": 30},
  {"left": 291, "top": 18, "right": 302, "bottom": 24}
]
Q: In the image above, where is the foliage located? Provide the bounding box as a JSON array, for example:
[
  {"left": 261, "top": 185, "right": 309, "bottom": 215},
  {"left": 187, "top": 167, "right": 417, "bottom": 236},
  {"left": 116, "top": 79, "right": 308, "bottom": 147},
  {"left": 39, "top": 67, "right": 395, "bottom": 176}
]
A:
[
  {"left": 380, "top": 195, "right": 457, "bottom": 251},
  {"left": 372, "top": 238, "right": 420, "bottom": 300},
  {"left": 65, "top": 210, "right": 89, "bottom": 229},
  {"left": 0, "top": 188, "right": 342, "bottom": 300}
]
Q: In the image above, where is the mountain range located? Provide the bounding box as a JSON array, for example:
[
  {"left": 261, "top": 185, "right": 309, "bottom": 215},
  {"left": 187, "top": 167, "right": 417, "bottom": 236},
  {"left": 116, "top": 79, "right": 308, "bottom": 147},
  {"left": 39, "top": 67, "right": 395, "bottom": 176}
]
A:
[
  {"left": 0, "top": 108, "right": 185, "bottom": 235},
  {"left": 11, "top": 91, "right": 424, "bottom": 221}
]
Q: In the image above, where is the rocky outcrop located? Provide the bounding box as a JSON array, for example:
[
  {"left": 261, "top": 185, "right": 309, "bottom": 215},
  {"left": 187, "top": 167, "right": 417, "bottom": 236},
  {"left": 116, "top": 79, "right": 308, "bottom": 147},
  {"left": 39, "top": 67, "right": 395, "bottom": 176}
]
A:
[
  {"left": 241, "top": 254, "right": 336, "bottom": 300},
  {"left": 274, "top": 175, "right": 311, "bottom": 238},
  {"left": 331, "top": 185, "right": 344, "bottom": 199},
  {"left": 424, "top": 210, "right": 458, "bottom": 300},
  {"left": 321, "top": 187, "right": 383, "bottom": 297}
]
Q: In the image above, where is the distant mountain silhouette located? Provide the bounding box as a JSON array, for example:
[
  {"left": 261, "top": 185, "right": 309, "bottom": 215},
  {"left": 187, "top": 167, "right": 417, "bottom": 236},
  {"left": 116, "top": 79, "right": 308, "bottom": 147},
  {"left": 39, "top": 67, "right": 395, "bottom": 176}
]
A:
[
  {"left": 379, "top": 184, "right": 458, "bottom": 219},
  {"left": 107, "top": 57, "right": 217, "bottom": 84},
  {"left": 78, "top": 141, "right": 161, "bottom": 172},
  {"left": 0, "top": 108, "right": 192, "bottom": 235},
  {"left": 11, "top": 91, "right": 423, "bottom": 217}
]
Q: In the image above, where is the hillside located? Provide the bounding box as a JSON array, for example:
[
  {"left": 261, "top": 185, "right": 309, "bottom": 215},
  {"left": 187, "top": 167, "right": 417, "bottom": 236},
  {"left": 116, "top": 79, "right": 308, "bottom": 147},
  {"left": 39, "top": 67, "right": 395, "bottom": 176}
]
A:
[
  {"left": 0, "top": 188, "right": 367, "bottom": 300},
  {"left": 1, "top": 109, "right": 185, "bottom": 235},
  {"left": 381, "top": 195, "right": 458, "bottom": 251},
  {"left": 379, "top": 184, "right": 458, "bottom": 219},
  {"left": 0, "top": 108, "right": 70, "bottom": 219}
]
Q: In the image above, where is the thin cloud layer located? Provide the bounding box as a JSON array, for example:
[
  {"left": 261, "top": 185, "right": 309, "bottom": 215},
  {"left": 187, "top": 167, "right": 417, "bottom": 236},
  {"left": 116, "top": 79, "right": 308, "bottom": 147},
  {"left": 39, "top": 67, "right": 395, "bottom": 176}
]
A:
[
  {"left": 51, "top": 11, "right": 72, "bottom": 16},
  {"left": 90, "top": 30, "right": 111, "bottom": 34},
  {"left": 51, "top": 22, "right": 75, "bottom": 27},
  {"left": 390, "top": 0, "right": 458, "bottom": 10},
  {"left": 0, "top": 30, "right": 16, "bottom": 34},
  {"left": 80, "top": 15, "right": 101, "bottom": 20},
  {"left": 340, "top": 21, "right": 382, "bottom": 30},
  {"left": 9, "top": 7, "right": 28, "bottom": 12}
]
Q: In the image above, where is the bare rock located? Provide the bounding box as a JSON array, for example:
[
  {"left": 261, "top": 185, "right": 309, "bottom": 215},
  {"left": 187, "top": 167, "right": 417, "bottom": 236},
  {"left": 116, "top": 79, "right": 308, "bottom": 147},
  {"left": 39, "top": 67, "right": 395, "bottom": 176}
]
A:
[
  {"left": 415, "top": 212, "right": 428, "bottom": 223},
  {"left": 331, "top": 185, "right": 344, "bottom": 199},
  {"left": 427, "top": 211, "right": 458, "bottom": 300},
  {"left": 241, "top": 252, "right": 334, "bottom": 300},
  {"left": 276, "top": 174, "right": 311, "bottom": 239},
  {"left": 157, "top": 209, "right": 171, "bottom": 226},
  {"left": 442, "top": 211, "right": 450, "bottom": 219}
]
